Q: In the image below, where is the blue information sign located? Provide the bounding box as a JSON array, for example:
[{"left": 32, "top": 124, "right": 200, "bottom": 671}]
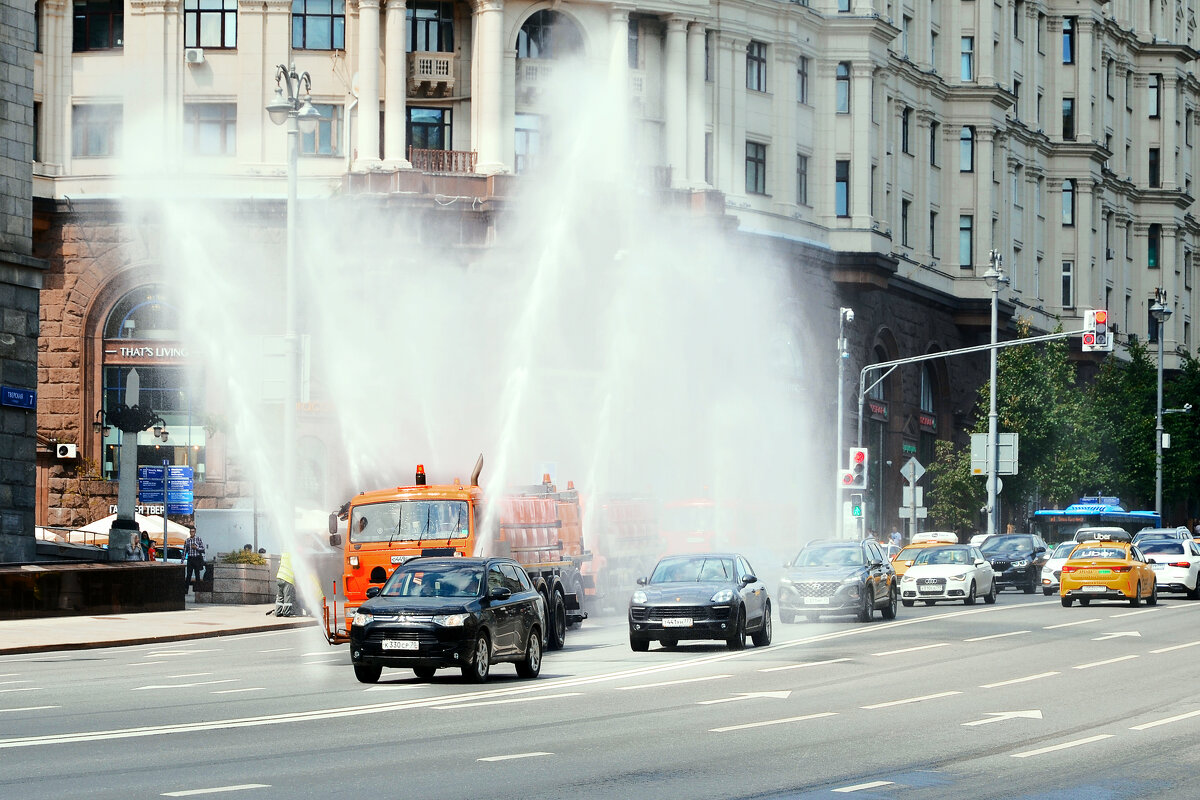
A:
[
  {"left": 138, "top": 465, "right": 194, "bottom": 510},
  {"left": 167, "top": 502, "right": 194, "bottom": 515},
  {"left": 0, "top": 386, "right": 35, "bottom": 410}
]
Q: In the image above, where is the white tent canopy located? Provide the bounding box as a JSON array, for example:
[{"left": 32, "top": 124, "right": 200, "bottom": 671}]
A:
[{"left": 77, "top": 513, "right": 190, "bottom": 545}]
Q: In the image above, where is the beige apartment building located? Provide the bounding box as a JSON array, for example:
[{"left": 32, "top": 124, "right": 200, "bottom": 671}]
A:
[{"left": 28, "top": 0, "right": 1200, "bottom": 533}]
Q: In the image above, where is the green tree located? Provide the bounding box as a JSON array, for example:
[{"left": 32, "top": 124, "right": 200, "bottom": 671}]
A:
[
  {"left": 927, "top": 439, "right": 981, "bottom": 536},
  {"left": 1089, "top": 338, "right": 1156, "bottom": 507}
]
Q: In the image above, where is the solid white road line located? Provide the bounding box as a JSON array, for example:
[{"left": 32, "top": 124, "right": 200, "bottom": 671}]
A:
[
  {"left": 1130, "top": 709, "right": 1200, "bottom": 731},
  {"left": 211, "top": 689, "right": 264, "bottom": 695},
  {"left": 1073, "top": 655, "right": 1138, "bottom": 670},
  {"left": 759, "top": 657, "right": 851, "bottom": 673},
  {"left": 964, "top": 631, "right": 1030, "bottom": 642},
  {"left": 1011, "top": 734, "right": 1114, "bottom": 758},
  {"left": 477, "top": 752, "right": 552, "bottom": 762},
  {"left": 709, "top": 711, "right": 837, "bottom": 733},
  {"left": 1150, "top": 640, "right": 1200, "bottom": 654},
  {"left": 1044, "top": 618, "right": 1102, "bottom": 630},
  {"left": 434, "top": 692, "right": 583, "bottom": 710},
  {"left": 980, "top": 671, "right": 1060, "bottom": 689},
  {"left": 833, "top": 781, "right": 894, "bottom": 793},
  {"left": 861, "top": 691, "right": 961, "bottom": 710},
  {"left": 0, "top": 706, "right": 59, "bottom": 713},
  {"left": 616, "top": 674, "right": 732, "bottom": 690},
  {"left": 872, "top": 643, "right": 950, "bottom": 657},
  {"left": 161, "top": 784, "right": 270, "bottom": 796}
]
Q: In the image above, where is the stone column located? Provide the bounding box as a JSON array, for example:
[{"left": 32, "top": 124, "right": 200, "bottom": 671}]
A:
[
  {"left": 978, "top": 0, "right": 994, "bottom": 83},
  {"left": 470, "top": 0, "right": 506, "bottom": 173},
  {"left": 976, "top": 127, "right": 995, "bottom": 261},
  {"left": 609, "top": 5, "right": 630, "bottom": 88},
  {"left": 355, "top": 0, "right": 382, "bottom": 168},
  {"left": 1131, "top": 73, "right": 1149, "bottom": 186},
  {"left": 41, "top": 0, "right": 68, "bottom": 173},
  {"left": 663, "top": 17, "right": 687, "bottom": 188},
  {"left": 383, "top": 0, "right": 410, "bottom": 166},
  {"left": 1046, "top": 18, "right": 1062, "bottom": 140},
  {"left": 1076, "top": 179, "right": 1095, "bottom": 305},
  {"left": 850, "top": 63, "right": 873, "bottom": 225},
  {"left": 1163, "top": 75, "right": 1178, "bottom": 189},
  {"left": 772, "top": 41, "right": 799, "bottom": 212},
  {"left": 1077, "top": 19, "right": 1094, "bottom": 142},
  {"left": 686, "top": 21, "right": 707, "bottom": 187}
]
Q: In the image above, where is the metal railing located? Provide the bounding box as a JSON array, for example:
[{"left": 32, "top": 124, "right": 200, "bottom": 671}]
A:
[{"left": 408, "top": 147, "right": 477, "bottom": 173}]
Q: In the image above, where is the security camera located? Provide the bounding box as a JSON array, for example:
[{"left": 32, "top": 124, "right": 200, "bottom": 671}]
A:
[
  {"left": 1186, "top": 403, "right": 1194, "bottom": 413},
  {"left": 841, "top": 308, "right": 855, "bottom": 323}
]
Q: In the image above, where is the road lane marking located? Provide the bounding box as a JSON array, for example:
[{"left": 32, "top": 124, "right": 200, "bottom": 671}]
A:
[
  {"left": 964, "top": 630, "right": 1030, "bottom": 642},
  {"left": 0, "top": 674, "right": 20, "bottom": 678},
  {"left": 1073, "top": 655, "right": 1138, "bottom": 670},
  {"left": 161, "top": 784, "right": 270, "bottom": 796},
  {"left": 145, "top": 650, "right": 219, "bottom": 657},
  {"left": 0, "top": 706, "right": 59, "bottom": 713},
  {"left": 0, "top": 680, "right": 29, "bottom": 685},
  {"left": 709, "top": 711, "right": 837, "bottom": 733},
  {"left": 1091, "top": 631, "right": 1140, "bottom": 641},
  {"left": 434, "top": 693, "right": 583, "bottom": 710},
  {"left": 760, "top": 657, "right": 852, "bottom": 673},
  {"left": 167, "top": 673, "right": 212, "bottom": 679},
  {"left": 872, "top": 643, "right": 950, "bottom": 657},
  {"left": 129, "top": 661, "right": 168, "bottom": 667},
  {"left": 861, "top": 691, "right": 961, "bottom": 710},
  {"left": 1110, "top": 609, "right": 1159, "bottom": 618},
  {"left": 211, "top": 689, "right": 264, "bottom": 695},
  {"left": 0, "top": 687, "right": 41, "bottom": 694},
  {"left": 980, "top": 671, "right": 1060, "bottom": 689},
  {"left": 832, "top": 781, "right": 894, "bottom": 793},
  {"left": 1150, "top": 640, "right": 1200, "bottom": 653},
  {"left": 697, "top": 691, "right": 791, "bottom": 705},
  {"left": 134, "top": 680, "right": 238, "bottom": 691},
  {"left": 962, "top": 710, "right": 1043, "bottom": 726},
  {"left": 616, "top": 674, "right": 732, "bottom": 690},
  {"left": 256, "top": 648, "right": 293, "bottom": 653},
  {"left": 301, "top": 652, "right": 337, "bottom": 657},
  {"left": 1044, "top": 618, "right": 1102, "bottom": 630},
  {"left": 1130, "top": 709, "right": 1200, "bottom": 730},
  {"left": 1011, "top": 734, "right": 1114, "bottom": 758},
  {"left": 477, "top": 752, "right": 552, "bottom": 762}
]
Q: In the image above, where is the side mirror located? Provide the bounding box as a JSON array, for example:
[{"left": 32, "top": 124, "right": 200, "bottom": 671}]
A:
[
  {"left": 975, "top": 560, "right": 987, "bottom": 567},
  {"left": 329, "top": 533, "right": 343, "bottom": 547},
  {"left": 1148, "top": 558, "right": 1157, "bottom": 564},
  {"left": 366, "top": 586, "right": 381, "bottom": 599},
  {"left": 869, "top": 560, "right": 883, "bottom": 568},
  {"left": 1034, "top": 546, "right": 1046, "bottom": 555},
  {"left": 489, "top": 586, "right": 512, "bottom": 601},
  {"left": 636, "top": 577, "right": 647, "bottom": 586},
  {"left": 741, "top": 574, "right": 758, "bottom": 585},
  {"left": 328, "top": 513, "right": 339, "bottom": 535}
]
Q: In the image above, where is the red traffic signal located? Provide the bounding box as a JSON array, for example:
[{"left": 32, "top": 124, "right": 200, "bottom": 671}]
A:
[{"left": 847, "top": 448, "right": 869, "bottom": 489}]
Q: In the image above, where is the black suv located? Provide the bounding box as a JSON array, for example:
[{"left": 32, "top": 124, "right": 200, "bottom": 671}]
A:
[
  {"left": 349, "top": 557, "right": 545, "bottom": 684},
  {"left": 980, "top": 534, "right": 1049, "bottom": 593},
  {"left": 777, "top": 539, "right": 897, "bottom": 623}
]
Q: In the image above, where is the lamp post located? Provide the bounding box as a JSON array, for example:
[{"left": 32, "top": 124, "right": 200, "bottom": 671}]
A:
[
  {"left": 836, "top": 307, "right": 854, "bottom": 538},
  {"left": 983, "top": 250, "right": 1008, "bottom": 539},
  {"left": 266, "top": 65, "right": 321, "bottom": 547},
  {"left": 1151, "top": 290, "right": 1173, "bottom": 518}
]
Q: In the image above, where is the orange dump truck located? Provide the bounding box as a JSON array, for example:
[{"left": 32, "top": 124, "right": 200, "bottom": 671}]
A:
[{"left": 323, "top": 464, "right": 590, "bottom": 650}]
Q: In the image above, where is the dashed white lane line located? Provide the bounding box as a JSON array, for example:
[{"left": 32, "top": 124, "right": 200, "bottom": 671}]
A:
[
  {"left": 0, "top": 687, "right": 42, "bottom": 694},
  {"left": 1073, "top": 655, "right": 1138, "bottom": 670},
  {"left": 1130, "top": 709, "right": 1200, "bottom": 731},
  {"left": 980, "top": 671, "right": 1060, "bottom": 689},
  {"left": 0, "top": 706, "right": 59, "bottom": 713},
  {"left": 1110, "top": 608, "right": 1159, "bottom": 618},
  {"left": 964, "top": 631, "right": 1030, "bottom": 642},
  {"left": 477, "top": 752, "right": 552, "bottom": 762},
  {"left": 1011, "top": 734, "right": 1114, "bottom": 758},
  {"left": 861, "top": 691, "right": 962, "bottom": 710},
  {"left": 1151, "top": 640, "right": 1200, "bottom": 654},
  {"left": 1044, "top": 618, "right": 1102, "bottom": 630},
  {"left": 211, "top": 689, "right": 264, "bottom": 695},
  {"left": 300, "top": 652, "right": 336, "bottom": 657},
  {"left": 134, "top": 680, "right": 238, "bottom": 691},
  {"left": 167, "top": 673, "right": 212, "bottom": 679},
  {"left": 434, "top": 693, "right": 583, "bottom": 710},
  {"left": 256, "top": 648, "right": 293, "bottom": 654},
  {"left": 833, "top": 781, "right": 895, "bottom": 793},
  {"left": 872, "top": 643, "right": 950, "bottom": 657},
  {"left": 760, "top": 658, "right": 852, "bottom": 673},
  {"left": 709, "top": 711, "right": 837, "bottom": 733},
  {"left": 0, "top": 673, "right": 19, "bottom": 678},
  {"left": 130, "top": 661, "right": 168, "bottom": 667},
  {"left": 0, "top": 680, "right": 29, "bottom": 685},
  {"left": 161, "top": 784, "right": 270, "bottom": 796},
  {"left": 616, "top": 674, "right": 732, "bottom": 690},
  {"left": 145, "top": 650, "right": 219, "bottom": 657}
]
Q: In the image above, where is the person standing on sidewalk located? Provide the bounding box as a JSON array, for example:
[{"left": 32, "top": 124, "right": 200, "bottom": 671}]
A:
[
  {"left": 124, "top": 531, "right": 145, "bottom": 561},
  {"left": 274, "top": 551, "right": 296, "bottom": 617},
  {"left": 183, "top": 527, "right": 206, "bottom": 592}
]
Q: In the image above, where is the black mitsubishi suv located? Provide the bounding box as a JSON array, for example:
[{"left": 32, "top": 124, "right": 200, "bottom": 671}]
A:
[{"left": 980, "top": 534, "right": 1049, "bottom": 593}]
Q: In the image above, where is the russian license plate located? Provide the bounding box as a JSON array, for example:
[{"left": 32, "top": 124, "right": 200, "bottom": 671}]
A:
[
  {"left": 1152, "top": 564, "right": 1165, "bottom": 570},
  {"left": 918, "top": 587, "right": 941, "bottom": 594},
  {"left": 662, "top": 617, "right": 693, "bottom": 628},
  {"left": 381, "top": 639, "right": 419, "bottom": 651},
  {"left": 1083, "top": 585, "right": 1107, "bottom": 593},
  {"left": 803, "top": 597, "right": 830, "bottom": 605}
]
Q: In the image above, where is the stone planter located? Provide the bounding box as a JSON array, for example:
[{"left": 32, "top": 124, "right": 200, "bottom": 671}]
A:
[{"left": 194, "top": 562, "right": 273, "bottom": 604}]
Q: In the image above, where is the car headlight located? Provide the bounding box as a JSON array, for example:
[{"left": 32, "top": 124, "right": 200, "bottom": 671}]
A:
[
  {"left": 948, "top": 573, "right": 968, "bottom": 581},
  {"left": 631, "top": 591, "right": 647, "bottom": 604},
  {"left": 711, "top": 589, "right": 734, "bottom": 603},
  {"left": 433, "top": 613, "right": 468, "bottom": 627},
  {"left": 841, "top": 576, "right": 861, "bottom": 585},
  {"left": 1011, "top": 559, "right": 1028, "bottom": 568},
  {"left": 900, "top": 574, "right": 915, "bottom": 583},
  {"left": 352, "top": 610, "right": 373, "bottom": 627},
  {"left": 779, "top": 577, "right": 793, "bottom": 585}
]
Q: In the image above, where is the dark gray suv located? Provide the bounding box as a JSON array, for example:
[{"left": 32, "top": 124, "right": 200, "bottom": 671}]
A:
[{"left": 777, "top": 539, "right": 898, "bottom": 623}]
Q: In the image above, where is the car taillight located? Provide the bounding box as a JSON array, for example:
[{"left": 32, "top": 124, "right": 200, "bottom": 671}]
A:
[
  {"left": 1111, "top": 565, "right": 1132, "bottom": 572},
  {"left": 1061, "top": 565, "right": 1078, "bottom": 573},
  {"left": 1169, "top": 561, "right": 1192, "bottom": 568}
]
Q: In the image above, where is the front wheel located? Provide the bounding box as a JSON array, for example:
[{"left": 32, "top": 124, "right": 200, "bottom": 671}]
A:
[
  {"left": 1146, "top": 581, "right": 1158, "bottom": 606},
  {"left": 629, "top": 635, "right": 649, "bottom": 652},
  {"left": 354, "top": 664, "right": 381, "bottom": 684},
  {"left": 751, "top": 603, "right": 773, "bottom": 647},
  {"left": 902, "top": 599, "right": 914, "bottom": 607},
  {"left": 515, "top": 628, "right": 542, "bottom": 679},
  {"left": 1024, "top": 578, "right": 1037, "bottom": 594},
  {"left": 1061, "top": 596, "right": 1073, "bottom": 607},
  {"left": 881, "top": 586, "right": 898, "bottom": 620},
  {"left": 780, "top": 609, "right": 796, "bottom": 624},
  {"left": 546, "top": 590, "right": 567, "bottom": 651},
  {"left": 1043, "top": 587, "right": 1053, "bottom": 596},
  {"left": 726, "top": 608, "right": 746, "bottom": 650},
  {"left": 963, "top": 582, "right": 977, "bottom": 606},
  {"left": 984, "top": 580, "right": 997, "bottom": 605},
  {"left": 461, "top": 632, "right": 491, "bottom": 683},
  {"left": 413, "top": 666, "right": 436, "bottom": 680},
  {"left": 857, "top": 586, "right": 874, "bottom": 622}
]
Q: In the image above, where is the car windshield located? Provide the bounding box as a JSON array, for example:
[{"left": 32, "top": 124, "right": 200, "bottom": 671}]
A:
[
  {"left": 650, "top": 556, "right": 734, "bottom": 583},
  {"left": 981, "top": 535, "right": 1034, "bottom": 554},
  {"left": 913, "top": 547, "right": 972, "bottom": 565},
  {"left": 350, "top": 500, "right": 470, "bottom": 544},
  {"left": 381, "top": 564, "right": 482, "bottom": 598},
  {"left": 1070, "top": 546, "right": 1127, "bottom": 560},
  {"left": 794, "top": 546, "right": 864, "bottom": 567},
  {"left": 1140, "top": 542, "right": 1185, "bottom": 555},
  {"left": 896, "top": 546, "right": 929, "bottom": 561},
  {"left": 1051, "top": 542, "right": 1076, "bottom": 558}
]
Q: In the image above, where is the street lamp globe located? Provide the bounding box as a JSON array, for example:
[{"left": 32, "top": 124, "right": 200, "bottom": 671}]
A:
[
  {"left": 1151, "top": 298, "right": 1172, "bottom": 325},
  {"left": 297, "top": 98, "right": 322, "bottom": 134},
  {"left": 266, "top": 88, "right": 291, "bottom": 126}
]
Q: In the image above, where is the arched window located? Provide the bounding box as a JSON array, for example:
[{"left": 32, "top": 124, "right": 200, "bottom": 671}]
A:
[{"left": 516, "top": 10, "right": 582, "bottom": 59}]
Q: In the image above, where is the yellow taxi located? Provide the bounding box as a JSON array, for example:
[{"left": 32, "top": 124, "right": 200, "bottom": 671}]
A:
[
  {"left": 892, "top": 532, "right": 959, "bottom": 580},
  {"left": 1059, "top": 537, "right": 1157, "bottom": 607}
]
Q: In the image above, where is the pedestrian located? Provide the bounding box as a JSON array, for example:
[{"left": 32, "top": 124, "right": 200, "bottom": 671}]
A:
[
  {"left": 183, "top": 527, "right": 206, "bottom": 593},
  {"left": 275, "top": 551, "right": 296, "bottom": 617},
  {"left": 140, "top": 531, "right": 152, "bottom": 560},
  {"left": 124, "top": 531, "right": 145, "bottom": 561},
  {"left": 889, "top": 529, "right": 902, "bottom": 548}
]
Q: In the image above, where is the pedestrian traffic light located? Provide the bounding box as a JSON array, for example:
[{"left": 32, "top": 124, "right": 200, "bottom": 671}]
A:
[
  {"left": 850, "top": 493, "right": 864, "bottom": 517},
  {"left": 1082, "top": 309, "right": 1113, "bottom": 352},
  {"left": 847, "top": 447, "right": 868, "bottom": 489}
]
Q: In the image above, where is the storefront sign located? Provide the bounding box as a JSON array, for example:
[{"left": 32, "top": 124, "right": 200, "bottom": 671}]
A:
[
  {"left": 918, "top": 413, "right": 937, "bottom": 433},
  {"left": 867, "top": 399, "right": 889, "bottom": 422},
  {"left": 102, "top": 341, "right": 189, "bottom": 365}
]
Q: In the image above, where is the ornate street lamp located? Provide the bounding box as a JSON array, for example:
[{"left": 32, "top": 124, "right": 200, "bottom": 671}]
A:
[
  {"left": 95, "top": 404, "right": 169, "bottom": 441},
  {"left": 983, "top": 250, "right": 1009, "bottom": 539},
  {"left": 1151, "top": 290, "right": 1173, "bottom": 518}
]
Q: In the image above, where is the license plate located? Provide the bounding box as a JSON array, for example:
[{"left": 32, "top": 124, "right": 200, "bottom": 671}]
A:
[
  {"left": 381, "top": 639, "right": 419, "bottom": 651},
  {"left": 918, "top": 587, "right": 941, "bottom": 594},
  {"left": 1083, "top": 585, "right": 1107, "bottom": 593},
  {"left": 662, "top": 617, "right": 693, "bottom": 628},
  {"left": 1152, "top": 564, "right": 1164, "bottom": 570},
  {"left": 803, "top": 597, "right": 829, "bottom": 605}
]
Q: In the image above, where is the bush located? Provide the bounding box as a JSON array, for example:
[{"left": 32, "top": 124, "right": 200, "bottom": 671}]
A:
[{"left": 220, "top": 549, "right": 268, "bottom": 566}]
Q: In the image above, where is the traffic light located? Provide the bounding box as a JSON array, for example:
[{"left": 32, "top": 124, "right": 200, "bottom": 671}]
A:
[
  {"left": 850, "top": 493, "right": 864, "bottom": 517},
  {"left": 847, "top": 447, "right": 868, "bottom": 489},
  {"left": 1082, "top": 309, "right": 1113, "bottom": 352}
]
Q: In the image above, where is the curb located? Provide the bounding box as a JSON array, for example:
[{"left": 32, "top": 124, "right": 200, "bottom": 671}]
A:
[{"left": 0, "top": 617, "right": 324, "bottom": 656}]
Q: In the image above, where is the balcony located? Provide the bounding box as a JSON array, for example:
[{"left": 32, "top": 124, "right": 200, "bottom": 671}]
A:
[
  {"left": 408, "top": 52, "right": 455, "bottom": 97},
  {"left": 515, "top": 59, "right": 553, "bottom": 105},
  {"left": 408, "top": 147, "right": 477, "bottom": 174}
]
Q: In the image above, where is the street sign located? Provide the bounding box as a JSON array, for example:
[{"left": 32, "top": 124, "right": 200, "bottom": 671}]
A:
[
  {"left": 900, "top": 457, "right": 925, "bottom": 484},
  {"left": 898, "top": 506, "right": 929, "bottom": 519},
  {"left": 902, "top": 486, "right": 924, "bottom": 506},
  {"left": 970, "top": 433, "right": 1019, "bottom": 475},
  {"left": 138, "top": 465, "right": 194, "bottom": 513},
  {"left": 0, "top": 386, "right": 35, "bottom": 410}
]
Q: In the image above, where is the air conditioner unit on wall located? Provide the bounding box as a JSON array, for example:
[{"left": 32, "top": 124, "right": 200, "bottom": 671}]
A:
[
  {"left": 56, "top": 443, "right": 77, "bottom": 459},
  {"left": 184, "top": 48, "right": 205, "bottom": 65}
]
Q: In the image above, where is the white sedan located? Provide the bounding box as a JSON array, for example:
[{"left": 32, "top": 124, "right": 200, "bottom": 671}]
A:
[
  {"left": 900, "top": 545, "right": 997, "bottom": 606},
  {"left": 1139, "top": 539, "right": 1200, "bottom": 599},
  {"left": 1040, "top": 541, "right": 1078, "bottom": 596}
]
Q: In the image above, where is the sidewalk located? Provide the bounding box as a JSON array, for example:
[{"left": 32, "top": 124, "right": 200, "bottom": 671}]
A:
[{"left": 0, "top": 598, "right": 320, "bottom": 655}]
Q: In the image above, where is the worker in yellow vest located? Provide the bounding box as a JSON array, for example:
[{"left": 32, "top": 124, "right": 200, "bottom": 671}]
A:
[{"left": 274, "top": 552, "right": 296, "bottom": 617}]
